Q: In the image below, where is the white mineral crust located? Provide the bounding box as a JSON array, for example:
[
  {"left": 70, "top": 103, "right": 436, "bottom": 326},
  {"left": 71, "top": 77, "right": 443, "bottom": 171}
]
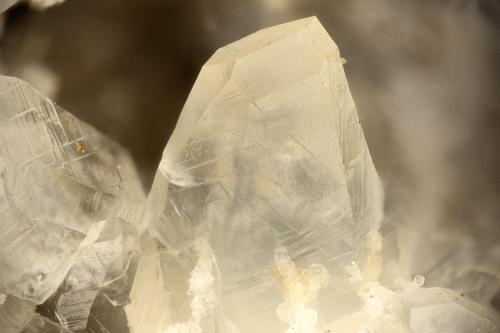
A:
[{"left": 134, "top": 17, "right": 384, "bottom": 333}]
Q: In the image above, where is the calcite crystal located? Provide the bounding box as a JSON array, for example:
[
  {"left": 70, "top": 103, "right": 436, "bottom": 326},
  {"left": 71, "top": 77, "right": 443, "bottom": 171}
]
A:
[
  {"left": 134, "top": 17, "right": 384, "bottom": 332},
  {"left": 0, "top": 75, "right": 144, "bottom": 331}
]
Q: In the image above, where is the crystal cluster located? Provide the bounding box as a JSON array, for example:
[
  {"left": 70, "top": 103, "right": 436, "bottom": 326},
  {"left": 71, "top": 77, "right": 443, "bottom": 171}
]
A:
[
  {"left": 0, "top": 75, "right": 144, "bottom": 332},
  {"left": 0, "top": 17, "right": 498, "bottom": 333}
]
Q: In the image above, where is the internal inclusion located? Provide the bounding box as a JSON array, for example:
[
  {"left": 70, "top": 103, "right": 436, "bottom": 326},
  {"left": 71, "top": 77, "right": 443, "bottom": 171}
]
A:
[{"left": 0, "top": 17, "right": 497, "bottom": 333}]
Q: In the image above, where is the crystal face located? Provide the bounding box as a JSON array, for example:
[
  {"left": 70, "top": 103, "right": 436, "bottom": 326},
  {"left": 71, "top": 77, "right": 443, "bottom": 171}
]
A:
[{"left": 138, "top": 17, "right": 384, "bottom": 332}]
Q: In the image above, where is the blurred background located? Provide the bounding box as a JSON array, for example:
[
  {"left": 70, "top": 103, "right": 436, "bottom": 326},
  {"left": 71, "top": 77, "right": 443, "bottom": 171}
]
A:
[{"left": 1, "top": 0, "right": 499, "bottom": 312}]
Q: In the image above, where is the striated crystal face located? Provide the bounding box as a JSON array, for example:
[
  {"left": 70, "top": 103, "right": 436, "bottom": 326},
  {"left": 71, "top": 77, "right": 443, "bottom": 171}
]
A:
[
  {"left": 137, "top": 17, "right": 384, "bottom": 332},
  {"left": 53, "top": 219, "right": 139, "bottom": 330},
  {"left": 0, "top": 75, "right": 144, "bottom": 309}
]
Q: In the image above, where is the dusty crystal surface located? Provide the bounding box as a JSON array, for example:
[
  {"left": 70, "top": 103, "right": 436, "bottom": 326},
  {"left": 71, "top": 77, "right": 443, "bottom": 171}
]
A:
[{"left": 134, "top": 16, "right": 384, "bottom": 332}]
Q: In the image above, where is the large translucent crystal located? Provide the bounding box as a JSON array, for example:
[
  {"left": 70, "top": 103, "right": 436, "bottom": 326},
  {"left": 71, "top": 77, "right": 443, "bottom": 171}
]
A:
[
  {"left": 135, "top": 17, "right": 384, "bottom": 332},
  {"left": 0, "top": 75, "right": 144, "bottom": 306}
]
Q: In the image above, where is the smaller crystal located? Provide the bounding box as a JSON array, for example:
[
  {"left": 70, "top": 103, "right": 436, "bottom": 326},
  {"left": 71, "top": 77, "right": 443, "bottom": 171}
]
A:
[
  {"left": 0, "top": 76, "right": 144, "bottom": 304},
  {"left": 54, "top": 219, "right": 139, "bottom": 331}
]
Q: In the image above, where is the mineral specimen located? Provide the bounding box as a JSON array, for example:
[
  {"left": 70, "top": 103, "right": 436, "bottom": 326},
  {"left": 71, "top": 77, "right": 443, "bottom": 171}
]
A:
[
  {"left": 132, "top": 16, "right": 384, "bottom": 332},
  {"left": 0, "top": 73, "right": 144, "bottom": 322},
  {"left": 0, "top": 16, "right": 498, "bottom": 333}
]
